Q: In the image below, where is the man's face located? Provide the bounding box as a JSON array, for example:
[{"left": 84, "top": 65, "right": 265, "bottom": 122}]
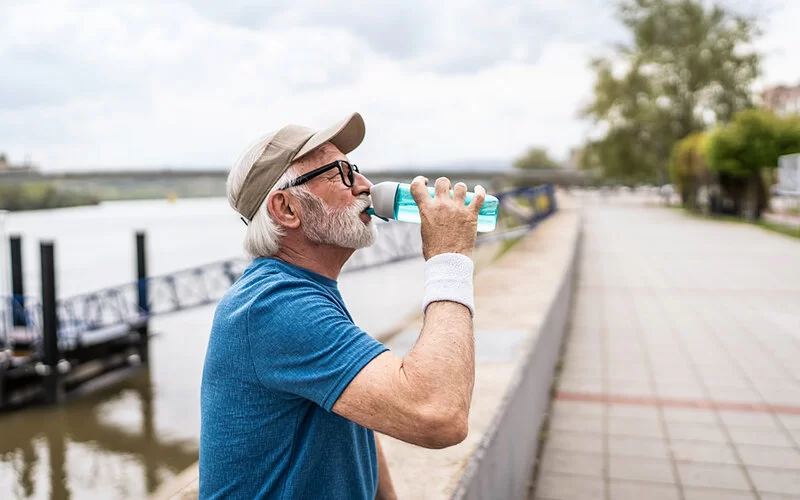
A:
[{"left": 292, "top": 144, "right": 378, "bottom": 250}]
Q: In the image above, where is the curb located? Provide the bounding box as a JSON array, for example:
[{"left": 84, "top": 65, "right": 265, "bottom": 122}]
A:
[{"left": 450, "top": 210, "right": 584, "bottom": 500}]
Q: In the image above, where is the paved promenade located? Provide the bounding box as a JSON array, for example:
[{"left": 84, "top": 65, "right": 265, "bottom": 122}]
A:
[{"left": 534, "top": 200, "right": 800, "bottom": 500}]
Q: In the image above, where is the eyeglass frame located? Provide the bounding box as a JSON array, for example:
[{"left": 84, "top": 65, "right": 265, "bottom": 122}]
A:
[{"left": 279, "top": 159, "right": 360, "bottom": 190}]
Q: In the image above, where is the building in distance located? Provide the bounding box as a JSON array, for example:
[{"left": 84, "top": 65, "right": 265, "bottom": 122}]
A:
[
  {"left": 762, "top": 84, "right": 800, "bottom": 117},
  {"left": 0, "top": 153, "right": 38, "bottom": 173}
]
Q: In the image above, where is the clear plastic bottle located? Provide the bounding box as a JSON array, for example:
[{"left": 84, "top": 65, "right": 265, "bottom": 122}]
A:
[{"left": 367, "top": 181, "right": 499, "bottom": 232}]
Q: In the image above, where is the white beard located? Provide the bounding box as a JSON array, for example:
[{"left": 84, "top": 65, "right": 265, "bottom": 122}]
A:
[{"left": 297, "top": 191, "right": 378, "bottom": 250}]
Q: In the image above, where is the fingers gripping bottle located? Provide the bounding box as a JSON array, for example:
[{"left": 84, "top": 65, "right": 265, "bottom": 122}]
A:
[{"left": 367, "top": 181, "right": 499, "bottom": 232}]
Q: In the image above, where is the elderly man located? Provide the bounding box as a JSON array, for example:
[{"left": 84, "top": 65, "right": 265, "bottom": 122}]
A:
[{"left": 200, "top": 112, "right": 485, "bottom": 499}]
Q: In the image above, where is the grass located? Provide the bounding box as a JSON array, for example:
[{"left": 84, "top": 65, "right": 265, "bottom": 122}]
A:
[
  {"left": 672, "top": 205, "right": 800, "bottom": 239},
  {"left": 756, "top": 219, "right": 800, "bottom": 239}
]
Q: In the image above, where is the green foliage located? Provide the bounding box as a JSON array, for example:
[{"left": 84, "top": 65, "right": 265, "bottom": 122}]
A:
[
  {"left": 777, "top": 116, "right": 800, "bottom": 157},
  {"left": 583, "top": 0, "right": 761, "bottom": 184},
  {"left": 582, "top": 58, "right": 667, "bottom": 182},
  {"left": 513, "top": 147, "right": 561, "bottom": 170},
  {"left": 0, "top": 183, "right": 100, "bottom": 211},
  {"left": 702, "top": 110, "right": 800, "bottom": 218},
  {"left": 669, "top": 132, "right": 709, "bottom": 181},
  {"left": 680, "top": 206, "right": 800, "bottom": 239},
  {"left": 705, "top": 110, "right": 800, "bottom": 177},
  {"left": 619, "top": 0, "right": 760, "bottom": 125},
  {"left": 668, "top": 131, "right": 710, "bottom": 208}
]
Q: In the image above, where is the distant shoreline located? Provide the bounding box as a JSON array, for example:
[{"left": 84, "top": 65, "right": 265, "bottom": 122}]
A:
[{"left": 0, "top": 182, "right": 101, "bottom": 212}]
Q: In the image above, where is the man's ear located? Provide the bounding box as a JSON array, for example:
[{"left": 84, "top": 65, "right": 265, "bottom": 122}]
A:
[{"left": 267, "top": 191, "right": 301, "bottom": 229}]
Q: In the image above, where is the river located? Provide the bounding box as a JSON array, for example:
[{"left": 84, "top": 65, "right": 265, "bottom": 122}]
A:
[{"left": 0, "top": 198, "right": 426, "bottom": 500}]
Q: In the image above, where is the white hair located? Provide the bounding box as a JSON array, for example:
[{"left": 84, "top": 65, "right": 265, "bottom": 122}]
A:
[
  {"left": 226, "top": 134, "right": 309, "bottom": 258},
  {"left": 227, "top": 138, "right": 375, "bottom": 257}
]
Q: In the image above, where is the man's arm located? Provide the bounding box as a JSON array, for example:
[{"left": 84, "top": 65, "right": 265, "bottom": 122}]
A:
[
  {"left": 375, "top": 434, "right": 397, "bottom": 500},
  {"left": 332, "top": 177, "right": 484, "bottom": 449}
]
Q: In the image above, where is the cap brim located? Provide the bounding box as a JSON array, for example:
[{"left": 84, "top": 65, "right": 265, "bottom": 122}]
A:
[{"left": 294, "top": 112, "right": 365, "bottom": 162}]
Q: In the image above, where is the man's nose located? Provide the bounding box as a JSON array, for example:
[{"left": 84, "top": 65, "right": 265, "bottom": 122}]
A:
[{"left": 352, "top": 172, "right": 372, "bottom": 196}]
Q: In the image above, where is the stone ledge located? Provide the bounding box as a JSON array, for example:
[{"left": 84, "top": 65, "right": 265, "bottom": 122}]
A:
[{"left": 379, "top": 207, "right": 582, "bottom": 500}]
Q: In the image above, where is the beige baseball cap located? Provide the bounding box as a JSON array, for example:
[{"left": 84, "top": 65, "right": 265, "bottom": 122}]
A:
[{"left": 234, "top": 112, "right": 366, "bottom": 222}]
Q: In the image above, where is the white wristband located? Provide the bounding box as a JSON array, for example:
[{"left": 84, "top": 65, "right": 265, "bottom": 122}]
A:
[{"left": 422, "top": 253, "right": 475, "bottom": 317}]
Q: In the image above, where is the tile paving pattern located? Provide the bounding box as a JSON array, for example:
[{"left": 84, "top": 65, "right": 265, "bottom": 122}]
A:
[{"left": 532, "top": 204, "right": 800, "bottom": 500}]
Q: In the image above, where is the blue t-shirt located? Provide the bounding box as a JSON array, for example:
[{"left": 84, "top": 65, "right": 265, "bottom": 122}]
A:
[{"left": 199, "top": 257, "right": 389, "bottom": 499}]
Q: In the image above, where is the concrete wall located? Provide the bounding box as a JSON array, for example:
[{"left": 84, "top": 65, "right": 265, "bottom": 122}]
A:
[{"left": 451, "top": 219, "right": 582, "bottom": 500}]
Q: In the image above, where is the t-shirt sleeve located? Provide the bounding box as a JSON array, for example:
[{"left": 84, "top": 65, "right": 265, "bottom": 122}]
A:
[{"left": 246, "top": 283, "right": 389, "bottom": 411}]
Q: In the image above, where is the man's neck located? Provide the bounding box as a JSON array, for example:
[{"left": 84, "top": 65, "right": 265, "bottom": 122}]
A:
[{"left": 272, "top": 238, "right": 354, "bottom": 281}]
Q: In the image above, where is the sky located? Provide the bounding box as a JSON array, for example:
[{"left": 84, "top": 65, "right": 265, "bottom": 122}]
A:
[{"left": 1, "top": 0, "right": 798, "bottom": 172}]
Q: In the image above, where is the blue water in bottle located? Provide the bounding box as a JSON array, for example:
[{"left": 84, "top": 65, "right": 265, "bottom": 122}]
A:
[{"left": 368, "top": 182, "right": 499, "bottom": 232}]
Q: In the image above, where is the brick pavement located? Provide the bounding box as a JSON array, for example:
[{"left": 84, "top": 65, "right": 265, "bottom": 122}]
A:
[{"left": 533, "top": 201, "right": 800, "bottom": 500}]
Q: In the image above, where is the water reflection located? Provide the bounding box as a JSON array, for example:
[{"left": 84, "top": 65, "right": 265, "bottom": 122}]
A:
[{"left": 0, "top": 367, "right": 197, "bottom": 500}]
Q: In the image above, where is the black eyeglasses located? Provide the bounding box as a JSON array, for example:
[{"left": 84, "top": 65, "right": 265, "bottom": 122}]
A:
[{"left": 280, "top": 160, "right": 360, "bottom": 189}]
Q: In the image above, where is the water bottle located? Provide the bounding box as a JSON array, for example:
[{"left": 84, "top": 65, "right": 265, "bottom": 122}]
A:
[{"left": 367, "top": 181, "right": 499, "bottom": 232}]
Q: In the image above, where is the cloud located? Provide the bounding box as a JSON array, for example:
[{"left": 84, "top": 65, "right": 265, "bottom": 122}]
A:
[
  {"left": 188, "top": 0, "right": 621, "bottom": 73},
  {"left": 190, "top": 0, "right": 435, "bottom": 60},
  {"left": 0, "top": 0, "right": 797, "bottom": 172},
  {"left": 755, "top": 0, "right": 800, "bottom": 89}
]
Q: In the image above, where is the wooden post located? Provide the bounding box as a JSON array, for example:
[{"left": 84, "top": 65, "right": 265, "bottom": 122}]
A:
[
  {"left": 141, "top": 367, "right": 157, "bottom": 492},
  {"left": 0, "top": 216, "right": 11, "bottom": 407},
  {"left": 136, "top": 232, "right": 150, "bottom": 364},
  {"left": 40, "top": 241, "right": 62, "bottom": 404},
  {"left": 10, "top": 235, "right": 25, "bottom": 327},
  {"left": 46, "top": 427, "right": 69, "bottom": 500},
  {"left": 547, "top": 184, "right": 557, "bottom": 214}
]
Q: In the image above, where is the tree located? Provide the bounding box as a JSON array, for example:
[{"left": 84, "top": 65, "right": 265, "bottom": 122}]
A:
[
  {"left": 668, "top": 131, "right": 710, "bottom": 210},
  {"left": 582, "top": 59, "right": 675, "bottom": 184},
  {"left": 582, "top": 0, "right": 761, "bottom": 184},
  {"left": 705, "top": 110, "right": 800, "bottom": 218},
  {"left": 513, "top": 147, "right": 561, "bottom": 170}
]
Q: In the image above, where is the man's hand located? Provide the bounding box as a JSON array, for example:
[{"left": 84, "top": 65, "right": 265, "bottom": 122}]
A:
[
  {"left": 332, "top": 177, "right": 480, "bottom": 450},
  {"left": 410, "top": 176, "right": 486, "bottom": 260}
]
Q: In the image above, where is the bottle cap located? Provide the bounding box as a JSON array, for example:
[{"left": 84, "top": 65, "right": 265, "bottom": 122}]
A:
[{"left": 369, "top": 181, "right": 400, "bottom": 219}]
